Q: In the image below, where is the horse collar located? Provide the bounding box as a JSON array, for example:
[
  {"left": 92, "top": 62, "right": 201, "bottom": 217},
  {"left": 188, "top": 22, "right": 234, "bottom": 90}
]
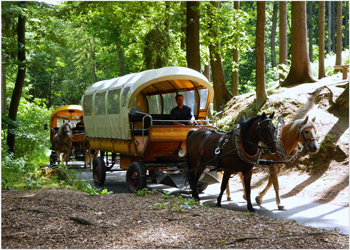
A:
[
  {"left": 277, "top": 120, "right": 298, "bottom": 162},
  {"left": 234, "top": 125, "right": 262, "bottom": 165}
]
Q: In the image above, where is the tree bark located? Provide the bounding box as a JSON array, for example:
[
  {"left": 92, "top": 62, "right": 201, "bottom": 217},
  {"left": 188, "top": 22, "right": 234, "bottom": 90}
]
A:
[
  {"left": 256, "top": 1, "right": 266, "bottom": 110},
  {"left": 327, "top": 1, "right": 332, "bottom": 53},
  {"left": 332, "top": 2, "right": 336, "bottom": 52},
  {"left": 335, "top": 1, "right": 342, "bottom": 66},
  {"left": 279, "top": 1, "right": 287, "bottom": 84},
  {"left": 231, "top": 1, "right": 240, "bottom": 96},
  {"left": 186, "top": 1, "right": 200, "bottom": 72},
  {"left": 308, "top": 2, "right": 313, "bottom": 62},
  {"left": 271, "top": 2, "right": 278, "bottom": 68},
  {"left": 345, "top": 2, "right": 349, "bottom": 49},
  {"left": 209, "top": 1, "right": 232, "bottom": 111},
  {"left": 1, "top": 49, "right": 6, "bottom": 114},
  {"left": 204, "top": 64, "right": 210, "bottom": 81},
  {"left": 281, "top": 1, "right": 316, "bottom": 87},
  {"left": 319, "top": 1, "right": 326, "bottom": 79},
  {"left": 7, "top": 1, "right": 27, "bottom": 155},
  {"left": 117, "top": 44, "right": 126, "bottom": 76}
]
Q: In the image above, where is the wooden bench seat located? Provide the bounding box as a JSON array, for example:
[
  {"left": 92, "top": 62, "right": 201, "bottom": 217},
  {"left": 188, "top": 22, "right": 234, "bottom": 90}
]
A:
[{"left": 334, "top": 65, "right": 349, "bottom": 80}]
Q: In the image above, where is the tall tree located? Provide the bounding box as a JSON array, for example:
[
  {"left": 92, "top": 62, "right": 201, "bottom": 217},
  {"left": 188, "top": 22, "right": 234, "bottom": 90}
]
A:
[
  {"left": 271, "top": 2, "right": 278, "bottom": 68},
  {"left": 186, "top": 1, "right": 200, "bottom": 72},
  {"left": 281, "top": 1, "right": 315, "bottom": 87},
  {"left": 255, "top": 1, "right": 266, "bottom": 110},
  {"left": 231, "top": 1, "right": 240, "bottom": 96},
  {"left": 7, "top": 1, "right": 27, "bottom": 154},
  {"left": 327, "top": 1, "right": 332, "bottom": 53},
  {"left": 335, "top": 1, "right": 342, "bottom": 66},
  {"left": 308, "top": 2, "right": 313, "bottom": 62},
  {"left": 279, "top": 1, "right": 287, "bottom": 85},
  {"left": 331, "top": 2, "right": 336, "bottom": 52},
  {"left": 208, "top": 1, "right": 232, "bottom": 110},
  {"left": 319, "top": 1, "right": 326, "bottom": 79},
  {"left": 344, "top": 2, "right": 349, "bottom": 49}
]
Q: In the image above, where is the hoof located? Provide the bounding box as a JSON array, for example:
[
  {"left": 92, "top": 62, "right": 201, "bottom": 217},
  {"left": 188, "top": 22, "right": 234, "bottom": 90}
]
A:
[
  {"left": 248, "top": 207, "right": 256, "bottom": 213},
  {"left": 255, "top": 196, "right": 262, "bottom": 205},
  {"left": 278, "top": 205, "right": 285, "bottom": 210},
  {"left": 215, "top": 203, "right": 222, "bottom": 208},
  {"left": 227, "top": 197, "right": 232, "bottom": 201}
]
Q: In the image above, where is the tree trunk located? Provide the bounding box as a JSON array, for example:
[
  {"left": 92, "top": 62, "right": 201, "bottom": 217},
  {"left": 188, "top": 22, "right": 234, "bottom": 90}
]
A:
[
  {"left": 164, "top": 2, "right": 170, "bottom": 32},
  {"left": 345, "top": 2, "right": 349, "bottom": 49},
  {"left": 308, "top": 2, "right": 313, "bottom": 62},
  {"left": 256, "top": 1, "right": 266, "bottom": 110},
  {"left": 335, "top": 1, "right": 342, "bottom": 66},
  {"left": 271, "top": 2, "right": 278, "bottom": 68},
  {"left": 327, "top": 1, "right": 332, "bottom": 53},
  {"left": 281, "top": 1, "right": 316, "bottom": 87},
  {"left": 1, "top": 51, "right": 6, "bottom": 114},
  {"left": 186, "top": 1, "right": 200, "bottom": 72},
  {"left": 181, "top": 2, "right": 186, "bottom": 51},
  {"left": 117, "top": 44, "right": 126, "bottom": 76},
  {"left": 279, "top": 1, "right": 287, "bottom": 84},
  {"left": 319, "top": 1, "right": 326, "bottom": 79},
  {"left": 332, "top": 2, "right": 336, "bottom": 52},
  {"left": 204, "top": 64, "right": 210, "bottom": 81},
  {"left": 231, "top": 1, "right": 240, "bottom": 96},
  {"left": 209, "top": 1, "right": 232, "bottom": 111},
  {"left": 7, "top": 1, "right": 27, "bottom": 155}
]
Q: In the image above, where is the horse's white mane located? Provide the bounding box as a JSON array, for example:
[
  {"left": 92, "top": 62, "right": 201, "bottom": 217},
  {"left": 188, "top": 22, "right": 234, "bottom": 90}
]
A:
[
  {"left": 290, "top": 117, "right": 317, "bottom": 134},
  {"left": 58, "top": 122, "right": 72, "bottom": 134}
]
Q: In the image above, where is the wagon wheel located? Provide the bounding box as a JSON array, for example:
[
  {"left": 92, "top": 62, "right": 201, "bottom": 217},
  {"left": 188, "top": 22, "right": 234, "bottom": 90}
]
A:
[
  {"left": 93, "top": 157, "right": 106, "bottom": 186},
  {"left": 126, "top": 162, "right": 147, "bottom": 192}
]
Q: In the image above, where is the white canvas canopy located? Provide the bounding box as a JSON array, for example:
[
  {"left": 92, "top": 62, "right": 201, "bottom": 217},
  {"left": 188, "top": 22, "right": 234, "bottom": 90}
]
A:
[{"left": 81, "top": 66, "right": 214, "bottom": 140}]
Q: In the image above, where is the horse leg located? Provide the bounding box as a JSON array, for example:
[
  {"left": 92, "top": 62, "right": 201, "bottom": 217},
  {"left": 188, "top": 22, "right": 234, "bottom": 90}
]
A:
[
  {"left": 255, "top": 164, "right": 276, "bottom": 205},
  {"left": 216, "top": 170, "right": 231, "bottom": 207},
  {"left": 270, "top": 165, "right": 284, "bottom": 210},
  {"left": 242, "top": 168, "right": 255, "bottom": 212},
  {"left": 219, "top": 172, "right": 231, "bottom": 201},
  {"left": 238, "top": 172, "right": 247, "bottom": 200},
  {"left": 226, "top": 181, "right": 231, "bottom": 201}
]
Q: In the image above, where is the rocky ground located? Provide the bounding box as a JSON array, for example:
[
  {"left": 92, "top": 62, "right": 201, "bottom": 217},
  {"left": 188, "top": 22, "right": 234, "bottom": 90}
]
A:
[{"left": 1, "top": 188, "right": 348, "bottom": 249}]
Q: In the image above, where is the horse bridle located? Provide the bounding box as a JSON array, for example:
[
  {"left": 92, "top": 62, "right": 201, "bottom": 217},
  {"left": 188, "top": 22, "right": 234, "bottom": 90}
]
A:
[
  {"left": 256, "top": 118, "right": 277, "bottom": 148},
  {"left": 298, "top": 126, "right": 317, "bottom": 152}
]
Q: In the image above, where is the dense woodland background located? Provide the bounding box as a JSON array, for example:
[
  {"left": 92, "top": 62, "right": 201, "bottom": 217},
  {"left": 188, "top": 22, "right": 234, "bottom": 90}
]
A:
[{"left": 1, "top": 1, "right": 349, "bottom": 190}]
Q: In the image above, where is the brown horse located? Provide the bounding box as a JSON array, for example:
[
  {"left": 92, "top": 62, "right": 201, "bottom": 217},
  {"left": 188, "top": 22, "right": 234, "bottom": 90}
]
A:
[
  {"left": 52, "top": 122, "right": 73, "bottom": 165},
  {"left": 237, "top": 115, "right": 319, "bottom": 210},
  {"left": 83, "top": 136, "right": 99, "bottom": 169},
  {"left": 186, "top": 112, "right": 278, "bottom": 212}
]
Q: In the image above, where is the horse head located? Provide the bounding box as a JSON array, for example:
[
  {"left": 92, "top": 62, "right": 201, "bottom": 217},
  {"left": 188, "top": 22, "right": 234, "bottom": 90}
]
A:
[
  {"left": 257, "top": 112, "right": 277, "bottom": 154},
  {"left": 298, "top": 116, "right": 319, "bottom": 154},
  {"left": 59, "top": 122, "right": 72, "bottom": 138}
]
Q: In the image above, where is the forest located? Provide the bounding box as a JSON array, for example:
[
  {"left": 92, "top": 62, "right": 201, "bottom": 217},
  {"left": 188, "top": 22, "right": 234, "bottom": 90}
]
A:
[{"left": 1, "top": 1, "right": 349, "bottom": 190}]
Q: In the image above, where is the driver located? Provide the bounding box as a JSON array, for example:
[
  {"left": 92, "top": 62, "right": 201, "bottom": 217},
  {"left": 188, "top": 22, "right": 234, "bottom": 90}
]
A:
[
  {"left": 75, "top": 116, "right": 85, "bottom": 132},
  {"left": 170, "top": 94, "right": 195, "bottom": 126}
]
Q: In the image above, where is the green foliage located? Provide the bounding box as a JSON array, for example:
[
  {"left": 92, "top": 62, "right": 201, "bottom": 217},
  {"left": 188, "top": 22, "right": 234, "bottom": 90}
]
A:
[
  {"left": 135, "top": 188, "right": 154, "bottom": 196},
  {"left": 152, "top": 192, "right": 200, "bottom": 212},
  {"left": 143, "top": 26, "right": 170, "bottom": 69}
]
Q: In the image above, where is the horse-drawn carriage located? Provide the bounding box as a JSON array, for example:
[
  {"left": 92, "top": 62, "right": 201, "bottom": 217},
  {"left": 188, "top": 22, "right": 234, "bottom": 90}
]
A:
[
  {"left": 49, "top": 105, "right": 86, "bottom": 165},
  {"left": 82, "top": 66, "right": 221, "bottom": 191}
]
